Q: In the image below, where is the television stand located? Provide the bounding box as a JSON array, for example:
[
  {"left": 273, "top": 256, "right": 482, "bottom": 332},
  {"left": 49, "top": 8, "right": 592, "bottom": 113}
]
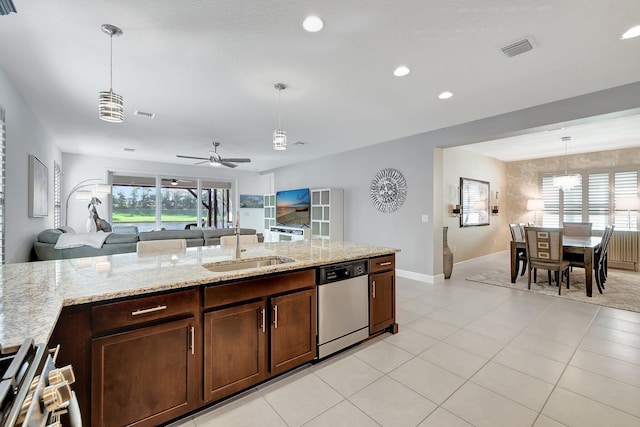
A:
[{"left": 269, "top": 225, "right": 310, "bottom": 242}]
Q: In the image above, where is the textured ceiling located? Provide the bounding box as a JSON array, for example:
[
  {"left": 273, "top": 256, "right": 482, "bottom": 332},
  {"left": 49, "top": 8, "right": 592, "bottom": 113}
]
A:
[{"left": 1, "top": 1, "right": 639, "bottom": 170}]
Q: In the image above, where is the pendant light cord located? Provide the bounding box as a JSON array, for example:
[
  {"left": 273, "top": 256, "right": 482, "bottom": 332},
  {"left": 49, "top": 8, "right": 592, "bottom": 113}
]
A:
[
  {"left": 277, "top": 87, "right": 282, "bottom": 128},
  {"left": 109, "top": 33, "right": 113, "bottom": 91}
]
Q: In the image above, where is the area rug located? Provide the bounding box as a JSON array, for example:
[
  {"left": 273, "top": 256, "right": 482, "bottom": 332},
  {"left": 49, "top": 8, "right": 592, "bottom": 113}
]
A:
[{"left": 466, "top": 268, "right": 640, "bottom": 313}]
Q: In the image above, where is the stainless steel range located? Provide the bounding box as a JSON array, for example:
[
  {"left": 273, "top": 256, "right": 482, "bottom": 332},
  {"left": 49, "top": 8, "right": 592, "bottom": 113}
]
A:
[
  {"left": 0, "top": 339, "right": 80, "bottom": 427},
  {"left": 317, "top": 259, "right": 369, "bottom": 359}
]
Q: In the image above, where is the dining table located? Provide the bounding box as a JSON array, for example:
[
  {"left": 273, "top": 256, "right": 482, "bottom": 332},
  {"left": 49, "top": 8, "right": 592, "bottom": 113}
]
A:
[{"left": 510, "top": 235, "right": 602, "bottom": 297}]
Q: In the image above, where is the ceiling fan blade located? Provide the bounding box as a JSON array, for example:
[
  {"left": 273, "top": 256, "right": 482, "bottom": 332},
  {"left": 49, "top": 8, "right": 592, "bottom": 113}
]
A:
[
  {"left": 219, "top": 161, "right": 238, "bottom": 168},
  {"left": 177, "top": 155, "right": 209, "bottom": 161},
  {"left": 220, "top": 158, "right": 251, "bottom": 163},
  {"left": 194, "top": 160, "right": 210, "bottom": 165}
]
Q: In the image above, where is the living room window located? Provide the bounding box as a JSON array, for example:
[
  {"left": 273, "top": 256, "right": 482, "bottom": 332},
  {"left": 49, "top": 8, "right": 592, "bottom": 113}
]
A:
[
  {"left": 111, "top": 174, "right": 232, "bottom": 231},
  {"left": 541, "top": 169, "right": 638, "bottom": 230},
  {"left": 0, "top": 106, "right": 5, "bottom": 264},
  {"left": 53, "top": 161, "right": 62, "bottom": 228}
]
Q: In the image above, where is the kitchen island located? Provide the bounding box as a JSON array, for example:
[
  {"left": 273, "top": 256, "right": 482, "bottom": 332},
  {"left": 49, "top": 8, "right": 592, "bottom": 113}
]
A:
[{"left": 0, "top": 239, "right": 398, "bottom": 426}]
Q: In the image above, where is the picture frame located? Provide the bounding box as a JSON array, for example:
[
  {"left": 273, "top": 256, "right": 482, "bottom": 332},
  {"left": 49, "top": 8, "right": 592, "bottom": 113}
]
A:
[
  {"left": 28, "top": 154, "right": 48, "bottom": 217},
  {"left": 459, "top": 177, "right": 489, "bottom": 227},
  {"left": 239, "top": 194, "right": 264, "bottom": 208}
]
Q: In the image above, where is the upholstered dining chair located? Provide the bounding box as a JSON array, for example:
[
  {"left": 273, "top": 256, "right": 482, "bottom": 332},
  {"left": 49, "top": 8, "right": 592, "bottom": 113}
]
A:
[
  {"left": 136, "top": 239, "right": 187, "bottom": 256},
  {"left": 524, "top": 227, "right": 571, "bottom": 295},
  {"left": 563, "top": 222, "right": 593, "bottom": 237},
  {"left": 509, "top": 223, "right": 527, "bottom": 277}
]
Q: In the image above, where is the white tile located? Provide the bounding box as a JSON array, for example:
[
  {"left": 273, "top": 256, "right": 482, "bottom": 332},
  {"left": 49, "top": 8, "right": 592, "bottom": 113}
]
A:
[
  {"left": 398, "top": 299, "right": 440, "bottom": 316},
  {"left": 524, "top": 322, "right": 584, "bottom": 347},
  {"left": 427, "top": 309, "right": 476, "bottom": 328},
  {"left": 384, "top": 326, "right": 438, "bottom": 355},
  {"left": 193, "top": 394, "right": 286, "bottom": 427},
  {"left": 593, "top": 315, "right": 640, "bottom": 335},
  {"left": 599, "top": 307, "right": 640, "bottom": 324},
  {"left": 419, "top": 342, "right": 488, "bottom": 379},
  {"left": 510, "top": 333, "right": 576, "bottom": 363},
  {"left": 444, "top": 328, "right": 505, "bottom": 359},
  {"left": 579, "top": 336, "right": 640, "bottom": 366},
  {"left": 532, "top": 415, "right": 568, "bottom": 427},
  {"left": 542, "top": 387, "right": 640, "bottom": 427},
  {"left": 261, "top": 372, "right": 343, "bottom": 427},
  {"left": 587, "top": 325, "right": 640, "bottom": 349},
  {"left": 442, "top": 381, "right": 537, "bottom": 427},
  {"left": 405, "top": 317, "right": 459, "bottom": 340},
  {"left": 395, "top": 307, "right": 424, "bottom": 325},
  {"left": 463, "top": 317, "right": 521, "bottom": 343},
  {"left": 492, "top": 345, "right": 566, "bottom": 384},
  {"left": 570, "top": 348, "right": 640, "bottom": 387},
  {"left": 312, "top": 355, "right": 383, "bottom": 398},
  {"left": 470, "top": 361, "right": 554, "bottom": 411},
  {"left": 389, "top": 357, "right": 466, "bottom": 404},
  {"left": 349, "top": 376, "right": 436, "bottom": 427},
  {"left": 558, "top": 365, "right": 640, "bottom": 418},
  {"left": 302, "top": 400, "right": 378, "bottom": 427},
  {"left": 417, "top": 407, "right": 473, "bottom": 427},
  {"left": 352, "top": 340, "right": 414, "bottom": 373},
  {"left": 170, "top": 417, "right": 196, "bottom": 427}
]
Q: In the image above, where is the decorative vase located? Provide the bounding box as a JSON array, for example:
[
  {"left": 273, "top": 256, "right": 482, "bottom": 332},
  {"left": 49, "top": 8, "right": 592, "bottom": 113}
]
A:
[{"left": 443, "top": 226, "right": 453, "bottom": 279}]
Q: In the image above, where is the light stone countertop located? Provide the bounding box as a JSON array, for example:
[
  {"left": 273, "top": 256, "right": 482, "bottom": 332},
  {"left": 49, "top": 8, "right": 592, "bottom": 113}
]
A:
[{"left": 0, "top": 239, "right": 398, "bottom": 353}]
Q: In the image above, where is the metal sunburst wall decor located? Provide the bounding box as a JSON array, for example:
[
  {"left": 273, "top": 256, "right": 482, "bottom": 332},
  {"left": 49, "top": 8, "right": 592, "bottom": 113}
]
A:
[{"left": 369, "top": 168, "right": 408, "bottom": 213}]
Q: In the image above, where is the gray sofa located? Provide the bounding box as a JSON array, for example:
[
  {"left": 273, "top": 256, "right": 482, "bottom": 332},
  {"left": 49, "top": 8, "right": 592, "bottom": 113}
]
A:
[{"left": 34, "top": 227, "right": 264, "bottom": 261}]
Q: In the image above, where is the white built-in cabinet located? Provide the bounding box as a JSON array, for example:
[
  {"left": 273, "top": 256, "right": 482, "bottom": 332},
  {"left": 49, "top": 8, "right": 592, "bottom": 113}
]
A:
[
  {"left": 311, "top": 188, "right": 344, "bottom": 241},
  {"left": 263, "top": 194, "right": 276, "bottom": 242}
]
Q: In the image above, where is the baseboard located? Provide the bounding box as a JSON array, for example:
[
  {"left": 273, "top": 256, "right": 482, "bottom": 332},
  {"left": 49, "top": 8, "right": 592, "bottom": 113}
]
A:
[{"left": 396, "top": 269, "right": 444, "bottom": 284}]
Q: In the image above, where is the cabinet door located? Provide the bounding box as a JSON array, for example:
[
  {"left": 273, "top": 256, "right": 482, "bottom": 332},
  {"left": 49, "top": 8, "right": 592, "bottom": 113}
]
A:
[
  {"left": 203, "top": 301, "right": 267, "bottom": 402},
  {"left": 91, "top": 317, "right": 197, "bottom": 427},
  {"left": 370, "top": 271, "right": 395, "bottom": 334},
  {"left": 270, "top": 289, "right": 316, "bottom": 375}
]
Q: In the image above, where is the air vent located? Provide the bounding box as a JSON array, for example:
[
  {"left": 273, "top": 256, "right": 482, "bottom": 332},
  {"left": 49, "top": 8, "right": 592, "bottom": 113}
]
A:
[
  {"left": 501, "top": 39, "right": 533, "bottom": 58},
  {"left": 134, "top": 110, "right": 156, "bottom": 119},
  {"left": 124, "top": 147, "right": 135, "bottom": 152}
]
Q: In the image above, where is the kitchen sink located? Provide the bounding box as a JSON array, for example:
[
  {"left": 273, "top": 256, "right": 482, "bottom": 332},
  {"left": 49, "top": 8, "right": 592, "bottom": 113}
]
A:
[{"left": 204, "top": 256, "right": 295, "bottom": 273}]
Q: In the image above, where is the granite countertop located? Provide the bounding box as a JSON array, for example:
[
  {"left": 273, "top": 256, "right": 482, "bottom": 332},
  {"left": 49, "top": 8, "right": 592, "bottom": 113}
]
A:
[{"left": 0, "top": 239, "right": 398, "bottom": 353}]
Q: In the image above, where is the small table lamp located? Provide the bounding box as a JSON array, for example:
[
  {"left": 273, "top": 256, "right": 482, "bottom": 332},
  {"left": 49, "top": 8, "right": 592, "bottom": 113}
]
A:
[{"left": 526, "top": 199, "right": 545, "bottom": 226}]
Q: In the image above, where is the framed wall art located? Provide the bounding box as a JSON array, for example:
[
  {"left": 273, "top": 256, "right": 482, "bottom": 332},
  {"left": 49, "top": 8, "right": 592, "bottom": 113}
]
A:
[
  {"left": 460, "top": 177, "right": 489, "bottom": 227},
  {"left": 28, "top": 154, "right": 48, "bottom": 217}
]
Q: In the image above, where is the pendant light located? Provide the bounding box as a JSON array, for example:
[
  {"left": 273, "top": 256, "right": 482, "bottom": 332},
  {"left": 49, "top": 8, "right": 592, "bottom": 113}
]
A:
[
  {"left": 99, "top": 24, "right": 124, "bottom": 123},
  {"left": 273, "top": 83, "right": 287, "bottom": 151},
  {"left": 552, "top": 136, "right": 580, "bottom": 191}
]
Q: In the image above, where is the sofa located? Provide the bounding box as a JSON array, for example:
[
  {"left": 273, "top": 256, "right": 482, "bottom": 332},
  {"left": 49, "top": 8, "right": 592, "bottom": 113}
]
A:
[{"left": 33, "top": 227, "right": 264, "bottom": 261}]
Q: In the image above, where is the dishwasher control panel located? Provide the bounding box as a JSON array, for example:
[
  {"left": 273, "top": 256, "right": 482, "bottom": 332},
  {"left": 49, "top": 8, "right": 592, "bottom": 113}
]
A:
[{"left": 317, "top": 259, "right": 368, "bottom": 284}]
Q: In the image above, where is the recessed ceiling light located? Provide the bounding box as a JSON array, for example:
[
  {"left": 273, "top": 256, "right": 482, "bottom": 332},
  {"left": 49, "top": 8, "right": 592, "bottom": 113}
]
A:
[
  {"left": 393, "top": 66, "right": 410, "bottom": 77},
  {"left": 124, "top": 147, "right": 135, "bottom": 152},
  {"left": 303, "top": 16, "right": 323, "bottom": 32},
  {"left": 438, "top": 91, "right": 453, "bottom": 99},
  {"left": 621, "top": 25, "right": 640, "bottom": 39},
  {"left": 134, "top": 110, "right": 156, "bottom": 119}
]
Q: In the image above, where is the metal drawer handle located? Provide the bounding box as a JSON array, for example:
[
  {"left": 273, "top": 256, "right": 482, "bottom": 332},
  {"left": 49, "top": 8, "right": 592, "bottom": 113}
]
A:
[
  {"left": 190, "top": 327, "right": 195, "bottom": 355},
  {"left": 378, "top": 261, "right": 392, "bottom": 266},
  {"left": 372, "top": 280, "right": 376, "bottom": 298},
  {"left": 273, "top": 305, "right": 278, "bottom": 329},
  {"left": 131, "top": 305, "right": 167, "bottom": 316},
  {"left": 260, "top": 308, "right": 266, "bottom": 333}
]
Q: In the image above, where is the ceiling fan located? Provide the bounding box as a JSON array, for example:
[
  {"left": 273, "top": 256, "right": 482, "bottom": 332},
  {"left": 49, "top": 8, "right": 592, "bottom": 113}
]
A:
[{"left": 176, "top": 142, "right": 251, "bottom": 168}]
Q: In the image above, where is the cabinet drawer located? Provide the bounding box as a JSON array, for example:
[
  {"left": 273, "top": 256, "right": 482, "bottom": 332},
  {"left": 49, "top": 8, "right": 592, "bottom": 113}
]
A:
[
  {"left": 204, "top": 270, "right": 315, "bottom": 309},
  {"left": 369, "top": 254, "right": 395, "bottom": 273},
  {"left": 92, "top": 289, "right": 198, "bottom": 334}
]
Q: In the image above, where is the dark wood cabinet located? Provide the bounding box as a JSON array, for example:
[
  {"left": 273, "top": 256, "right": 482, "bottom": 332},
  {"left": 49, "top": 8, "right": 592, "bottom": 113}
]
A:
[
  {"left": 203, "top": 270, "right": 316, "bottom": 404},
  {"left": 91, "top": 317, "right": 198, "bottom": 427},
  {"left": 203, "top": 301, "right": 267, "bottom": 402},
  {"left": 270, "top": 288, "right": 316, "bottom": 375},
  {"left": 369, "top": 255, "right": 398, "bottom": 334}
]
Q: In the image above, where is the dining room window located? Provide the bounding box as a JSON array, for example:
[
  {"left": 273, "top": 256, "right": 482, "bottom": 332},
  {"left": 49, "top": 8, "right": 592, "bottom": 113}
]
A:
[{"left": 541, "top": 169, "right": 638, "bottom": 230}]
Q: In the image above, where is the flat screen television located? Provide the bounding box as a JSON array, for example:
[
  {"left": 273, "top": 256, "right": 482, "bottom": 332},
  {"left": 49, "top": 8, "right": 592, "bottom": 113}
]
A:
[{"left": 276, "top": 188, "right": 310, "bottom": 227}]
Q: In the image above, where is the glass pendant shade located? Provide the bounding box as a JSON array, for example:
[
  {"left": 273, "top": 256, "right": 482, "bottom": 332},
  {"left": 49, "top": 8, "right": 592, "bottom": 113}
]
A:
[
  {"left": 552, "top": 173, "right": 580, "bottom": 192},
  {"left": 99, "top": 90, "right": 124, "bottom": 122},
  {"left": 273, "top": 128, "right": 287, "bottom": 150}
]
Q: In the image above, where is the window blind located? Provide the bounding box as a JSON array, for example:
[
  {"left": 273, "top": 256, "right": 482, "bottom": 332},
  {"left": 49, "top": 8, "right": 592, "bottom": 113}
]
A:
[
  {"left": 588, "top": 173, "right": 609, "bottom": 230},
  {"left": 53, "top": 161, "right": 62, "bottom": 228},
  {"left": 542, "top": 175, "right": 560, "bottom": 227},
  {"left": 0, "top": 109, "right": 5, "bottom": 264},
  {"left": 563, "top": 176, "right": 583, "bottom": 223},
  {"left": 614, "top": 171, "right": 638, "bottom": 230}
]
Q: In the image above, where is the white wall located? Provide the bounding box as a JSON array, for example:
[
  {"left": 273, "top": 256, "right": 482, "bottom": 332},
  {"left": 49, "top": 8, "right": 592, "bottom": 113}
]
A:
[
  {"left": 62, "top": 153, "right": 270, "bottom": 232},
  {"left": 0, "top": 69, "right": 61, "bottom": 263}
]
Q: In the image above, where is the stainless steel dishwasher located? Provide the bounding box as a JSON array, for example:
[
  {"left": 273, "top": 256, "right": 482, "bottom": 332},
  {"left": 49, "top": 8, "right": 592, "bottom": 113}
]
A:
[{"left": 317, "top": 259, "right": 369, "bottom": 359}]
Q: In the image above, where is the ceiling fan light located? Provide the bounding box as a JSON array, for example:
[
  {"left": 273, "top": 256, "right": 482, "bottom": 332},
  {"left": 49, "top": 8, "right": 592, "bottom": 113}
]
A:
[
  {"left": 99, "top": 90, "right": 124, "bottom": 122},
  {"left": 273, "top": 128, "right": 287, "bottom": 150}
]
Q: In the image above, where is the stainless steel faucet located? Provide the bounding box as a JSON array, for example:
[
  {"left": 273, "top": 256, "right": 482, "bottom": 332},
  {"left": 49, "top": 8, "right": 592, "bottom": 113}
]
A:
[{"left": 235, "top": 213, "right": 241, "bottom": 259}]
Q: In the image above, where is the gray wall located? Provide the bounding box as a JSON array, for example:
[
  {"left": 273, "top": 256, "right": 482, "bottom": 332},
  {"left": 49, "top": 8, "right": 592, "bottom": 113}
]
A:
[{"left": 0, "top": 69, "right": 61, "bottom": 263}]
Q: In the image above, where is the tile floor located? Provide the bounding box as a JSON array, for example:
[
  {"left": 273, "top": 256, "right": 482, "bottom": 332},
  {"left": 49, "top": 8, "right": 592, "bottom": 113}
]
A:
[{"left": 170, "top": 251, "right": 640, "bottom": 426}]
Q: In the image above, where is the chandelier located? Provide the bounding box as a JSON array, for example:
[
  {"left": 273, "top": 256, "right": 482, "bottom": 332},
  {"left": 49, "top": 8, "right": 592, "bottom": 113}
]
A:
[
  {"left": 552, "top": 136, "right": 580, "bottom": 191},
  {"left": 273, "top": 83, "right": 287, "bottom": 150}
]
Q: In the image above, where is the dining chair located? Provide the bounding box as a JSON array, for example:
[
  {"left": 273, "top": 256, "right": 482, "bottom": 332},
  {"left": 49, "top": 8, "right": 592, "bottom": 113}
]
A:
[
  {"left": 563, "top": 222, "right": 593, "bottom": 237},
  {"left": 509, "top": 223, "right": 527, "bottom": 277},
  {"left": 136, "top": 239, "right": 187, "bottom": 256},
  {"left": 565, "top": 224, "right": 614, "bottom": 294},
  {"left": 524, "top": 227, "right": 570, "bottom": 295}
]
